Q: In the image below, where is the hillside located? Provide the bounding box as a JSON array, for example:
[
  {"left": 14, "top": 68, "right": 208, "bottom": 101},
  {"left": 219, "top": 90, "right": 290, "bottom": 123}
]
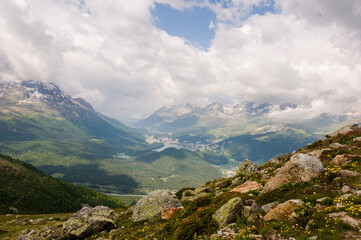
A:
[
  {"left": 0, "top": 153, "right": 122, "bottom": 215},
  {"left": 7, "top": 124, "right": 360, "bottom": 239}
]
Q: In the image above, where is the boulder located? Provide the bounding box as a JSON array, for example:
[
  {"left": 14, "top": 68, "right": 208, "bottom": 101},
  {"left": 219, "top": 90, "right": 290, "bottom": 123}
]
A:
[
  {"left": 132, "top": 190, "right": 182, "bottom": 221},
  {"left": 236, "top": 159, "right": 258, "bottom": 175},
  {"left": 213, "top": 197, "right": 243, "bottom": 226},
  {"left": 340, "top": 169, "right": 360, "bottom": 177},
  {"left": 262, "top": 154, "right": 324, "bottom": 194},
  {"left": 330, "top": 124, "right": 359, "bottom": 137},
  {"left": 263, "top": 200, "right": 302, "bottom": 222},
  {"left": 330, "top": 155, "right": 348, "bottom": 166},
  {"left": 63, "top": 206, "right": 115, "bottom": 238},
  {"left": 328, "top": 212, "right": 361, "bottom": 228},
  {"left": 161, "top": 207, "right": 184, "bottom": 220},
  {"left": 232, "top": 177, "right": 243, "bottom": 185},
  {"left": 330, "top": 143, "right": 343, "bottom": 149},
  {"left": 353, "top": 137, "right": 361, "bottom": 142},
  {"left": 230, "top": 181, "right": 261, "bottom": 193},
  {"left": 193, "top": 186, "right": 213, "bottom": 195}
]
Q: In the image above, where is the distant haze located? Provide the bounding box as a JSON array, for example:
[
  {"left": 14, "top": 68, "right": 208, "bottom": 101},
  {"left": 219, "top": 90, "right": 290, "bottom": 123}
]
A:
[{"left": 0, "top": 1, "right": 360, "bottom": 123}]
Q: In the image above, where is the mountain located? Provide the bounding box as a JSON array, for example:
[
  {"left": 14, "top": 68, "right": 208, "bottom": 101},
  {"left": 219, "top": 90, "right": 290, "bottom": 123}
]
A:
[
  {"left": 6, "top": 124, "right": 361, "bottom": 239},
  {"left": 0, "top": 80, "right": 153, "bottom": 193},
  {"left": 0, "top": 153, "right": 122, "bottom": 214}
]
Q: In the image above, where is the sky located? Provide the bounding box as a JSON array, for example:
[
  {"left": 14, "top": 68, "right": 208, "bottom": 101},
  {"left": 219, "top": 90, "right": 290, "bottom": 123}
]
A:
[{"left": 0, "top": 0, "right": 361, "bottom": 123}]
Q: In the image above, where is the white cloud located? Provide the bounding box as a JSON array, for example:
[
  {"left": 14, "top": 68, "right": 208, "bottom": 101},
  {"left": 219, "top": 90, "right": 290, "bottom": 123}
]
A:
[{"left": 0, "top": 0, "right": 360, "bottom": 122}]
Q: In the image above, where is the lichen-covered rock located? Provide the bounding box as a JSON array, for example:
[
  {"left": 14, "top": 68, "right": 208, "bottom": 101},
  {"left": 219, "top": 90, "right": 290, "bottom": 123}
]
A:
[
  {"left": 132, "top": 190, "right": 182, "bottom": 221},
  {"left": 262, "top": 154, "right": 324, "bottom": 194},
  {"left": 263, "top": 200, "right": 302, "bottom": 222},
  {"left": 236, "top": 159, "right": 258, "bottom": 175},
  {"left": 63, "top": 206, "right": 115, "bottom": 238},
  {"left": 193, "top": 186, "right": 213, "bottom": 195},
  {"left": 213, "top": 197, "right": 243, "bottom": 226},
  {"left": 230, "top": 180, "right": 261, "bottom": 193},
  {"left": 261, "top": 202, "right": 279, "bottom": 213}
]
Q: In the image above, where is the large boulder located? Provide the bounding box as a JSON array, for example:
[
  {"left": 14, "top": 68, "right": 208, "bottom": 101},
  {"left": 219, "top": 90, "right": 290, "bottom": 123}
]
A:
[
  {"left": 213, "top": 197, "right": 243, "bottom": 226},
  {"left": 63, "top": 206, "right": 115, "bottom": 238},
  {"left": 236, "top": 159, "right": 258, "bottom": 175},
  {"left": 132, "top": 190, "right": 183, "bottom": 221},
  {"left": 263, "top": 200, "right": 302, "bottom": 222},
  {"left": 262, "top": 154, "right": 324, "bottom": 194}
]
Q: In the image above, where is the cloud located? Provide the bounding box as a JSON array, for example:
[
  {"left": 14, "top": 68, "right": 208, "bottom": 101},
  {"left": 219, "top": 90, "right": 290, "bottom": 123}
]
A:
[{"left": 0, "top": 0, "right": 360, "bottom": 122}]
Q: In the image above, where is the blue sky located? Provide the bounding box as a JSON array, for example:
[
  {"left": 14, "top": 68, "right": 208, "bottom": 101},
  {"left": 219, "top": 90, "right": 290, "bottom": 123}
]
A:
[{"left": 152, "top": 1, "right": 276, "bottom": 49}]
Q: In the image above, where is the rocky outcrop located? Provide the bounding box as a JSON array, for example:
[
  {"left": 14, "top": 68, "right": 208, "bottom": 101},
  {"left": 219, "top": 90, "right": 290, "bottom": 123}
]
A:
[
  {"left": 230, "top": 181, "right": 261, "bottom": 193},
  {"left": 236, "top": 159, "right": 258, "bottom": 175},
  {"left": 263, "top": 200, "right": 302, "bottom": 222},
  {"left": 63, "top": 206, "right": 115, "bottom": 238},
  {"left": 213, "top": 197, "right": 243, "bottom": 226},
  {"left": 330, "top": 124, "right": 359, "bottom": 137},
  {"left": 132, "top": 190, "right": 183, "bottom": 221},
  {"left": 262, "top": 154, "right": 324, "bottom": 194}
]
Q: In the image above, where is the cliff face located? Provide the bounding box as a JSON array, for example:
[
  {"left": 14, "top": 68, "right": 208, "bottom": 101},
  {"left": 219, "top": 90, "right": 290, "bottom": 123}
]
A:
[{"left": 3, "top": 124, "right": 361, "bottom": 240}]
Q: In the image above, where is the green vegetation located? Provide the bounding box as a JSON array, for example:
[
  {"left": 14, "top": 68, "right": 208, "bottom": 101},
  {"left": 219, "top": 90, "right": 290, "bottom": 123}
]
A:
[{"left": 0, "top": 153, "right": 123, "bottom": 214}]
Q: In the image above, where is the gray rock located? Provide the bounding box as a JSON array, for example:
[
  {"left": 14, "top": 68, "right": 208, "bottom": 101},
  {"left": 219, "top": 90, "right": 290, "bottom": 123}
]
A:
[
  {"left": 63, "top": 206, "right": 115, "bottom": 238},
  {"left": 232, "top": 177, "right": 243, "bottom": 185},
  {"left": 261, "top": 202, "right": 279, "bottom": 213},
  {"left": 243, "top": 206, "right": 252, "bottom": 217},
  {"left": 340, "top": 169, "right": 360, "bottom": 177},
  {"left": 262, "top": 154, "right": 324, "bottom": 194},
  {"left": 236, "top": 159, "right": 258, "bottom": 175},
  {"left": 213, "top": 197, "right": 243, "bottom": 226},
  {"left": 341, "top": 185, "right": 352, "bottom": 193},
  {"left": 330, "top": 124, "right": 359, "bottom": 137},
  {"left": 132, "top": 190, "right": 182, "bottom": 222},
  {"left": 328, "top": 212, "right": 361, "bottom": 228},
  {"left": 353, "top": 137, "right": 361, "bottom": 142},
  {"left": 193, "top": 186, "right": 213, "bottom": 195},
  {"left": 340, "top": 193, "right": 355, "bottom": 199},
  {"left": 330, "top": 142, "right": 343, "bottom": 149}
]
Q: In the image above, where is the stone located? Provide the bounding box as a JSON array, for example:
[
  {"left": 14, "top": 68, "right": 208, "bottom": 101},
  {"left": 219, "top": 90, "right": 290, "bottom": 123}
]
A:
[
  {"left": 263, "top": 200, "right": 302, "bottom": 222},
  {"left": 132, "top": 190, "right": 182, "bottom": 222},
  {"left": 261, "top": 202, "right": 279, "bottom": 213},
  {"left": 308, "top": 236, "right": 318, "bottom": 240},
  {"left": 353, "top": 137, "right": 361, "bottom": 142},
  {"left": 230, "top": 181, "right": 261, "bottom": 193},
  {"left": 248, "top": 234, "right": 263, "bottom": 240},
  {"left": 328, "top": 212, "right": 361, "bottom": 228},
  {"left": 161, "top": 207, "right": 184, "bottom": 220},
  {"left": 330, "top": 155, "right": 348, "bottom": 166},
  {"left": 340, "top": 169, "right": 360, "bottom": 177},
  {"left": 213, "top": 197, "right": 243, "bottom": 226},
  {"left": 63, "top": 206, "right": 115, "bottom": 238},
  {"left": 330, "top": 143, "right": 344, "bottom": 149},
  {"left": 251, "top": 202, "right": 261, "bottom": 213},
  {"left": 193, "top": 186, "right": 213, "bottom": 195},
  {"left": 262, "top": 154, "right": 324, "bottom": 194},
  {"left": 341, "top": 185, "right": 352, "bottom": 193},
  {"left": 232, "top": 177, "right": 243, "bottom": 185},
  {"left": 316, "top": 197, "right": 331, "bottom": 203},
  {"left": 340, "top": 193, "right": 355, "bottom": 199},
  {"left": 244, "top": 206, "right": 252, "bottom": 217},
  {"left": 236, "top": 159, "right": 258, "bottom": 175},
  {"left": 215, "top": 190, "right": 224, "bottom": 196},
  {"left": 330, "top": 124, "right": 359, "bottom": 137}
]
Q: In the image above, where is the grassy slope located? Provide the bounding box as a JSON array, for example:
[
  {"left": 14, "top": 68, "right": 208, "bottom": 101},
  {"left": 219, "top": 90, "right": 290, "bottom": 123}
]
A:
[{"left": 0, "top": 153, "right": 123, "bottom": 215}]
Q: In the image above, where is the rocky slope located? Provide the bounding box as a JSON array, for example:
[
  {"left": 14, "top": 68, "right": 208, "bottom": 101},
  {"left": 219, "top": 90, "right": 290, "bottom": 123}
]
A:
[{"left": 3, "top": 123, "right": 361, "bottom": 239}]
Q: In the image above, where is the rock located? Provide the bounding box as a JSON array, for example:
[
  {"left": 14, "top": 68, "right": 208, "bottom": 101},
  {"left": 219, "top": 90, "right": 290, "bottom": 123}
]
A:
[
  {"left": 63, "top": 206, "right": 115, "bottom": 238},
  {"left": 308, "top": 150, "right": 323, "bottom": 159},
  {"left": 340, "top": 169, "right": 360, "bottom": 177},
  {"left": 132, "top": 190, "right": 182, "bottom": 222},
  {"left": 262, "top": 154, "right": 324, "bottom": 194},
  {"left": 193, "top": 186, "right": 213, "bottom": 195},
  {"left": 232, "top": 177, "right": 243, "bottom": 185},
  {"left": 244, "top": 206, "right": 252, "bottom": 217},
  {"left": 328, "top": 212, "right": 361, "bottom": 228},
  {"left": 213, "top": 197, "right": 243, "bottom": 226},
  {"left": 249, "top": 234, "right": 263, "bottom": 240},
  {"left": 263, "top": 200, "right": 302, "bottom": 222},
  {"left": 330, "top": 142, "right": 344, "bottom": 149},
  {"left": 210, "top": 224, "right": 238, "bottom": 240},
  {"left": 230, "top": 180, "right": 261, "bottom": 193},
  {"left": 353, "top": 137, "right": 361, "bottom": 142},
  {"left": 261, "top": 202, "right": 279, "bottom": 213},
  {"left": 341, "top": 185, "right": 352, "bottom": 193},
  {"left": 308, "top": 236, "right": 318, "bottom": 240},
  {"left": 340, "top": 193, "right": 355, "bottom": 199},
  {"left": 330, "top": 155, "right": 348, "bottom": 166},
  {"left": 312, "top": 184, "right": 323, "bottom": 190},
  {"left": 182, "top": 192, "right": 209, "bottom": 202},
  {"left": 316, "top": 197, "right": 331, "bottom": 203},
  {"left": 236, "top": 159, "right": 258, "bottom": 175},
  {"left": 161, "top": 207, "right": 184, "bottom": 220},
  {"left": 251, "top": 202, "right": 261, "bottom": 213},
  {"left": 181, "top": 189, "right": 194, "bottom": 199},
  {"left": 215, "top": 180, "right": 232, "bottom": 188},
  {"left": 265, "top": 229, "right": 284, "bottom": 240},
  {"left": 330, "top": 124, "right": 359, "bottom": 137},
  {"left": 215, "top": 190, "right": 223, "bottom": 196}
]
